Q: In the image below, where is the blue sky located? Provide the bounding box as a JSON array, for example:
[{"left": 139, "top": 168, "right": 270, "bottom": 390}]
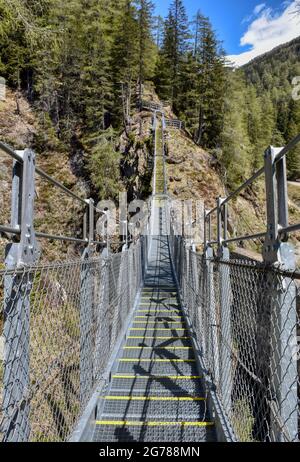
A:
[{"left": 154, "top": 1, "right": 300, "bottom": 66}]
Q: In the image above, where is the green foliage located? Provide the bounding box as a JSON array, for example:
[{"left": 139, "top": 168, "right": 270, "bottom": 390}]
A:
[
  {"left": 155, "top": 7, "right": 226, "bottom": 150},
  {"left": 220, "top": 37, "right": 300, "bottom": 190},
  {"left": 0, "top": 0, "right": 156, "bottom": 198},
  {"left": 0, "top": 0, "right": 152, "bottom": 134},
  {"left": 155, "top": 9, "right": 300, "bottom": 189},
  {"left": 135, "top": 1, "right": 156, "bottom": 99},
  {"left": 220, "top": 70, "right": 253, "bottom": 189},
  {"left": 85, "top": 128, "right": 120, "bottom": 200},
  {"left": 286, "top": 100, "right": 300, "bottom": 180},
  {"left": 155, "top": 0, "right": 189, "bottom": 104},
  {"left": 191, "top": 12, "right": 226, "bottom": 148},
  {"left": 243, "top": 37, "right": 300, "bottom": 180},
  {"left": 1, "top": 0, "right": 299, "bottom": 198}
]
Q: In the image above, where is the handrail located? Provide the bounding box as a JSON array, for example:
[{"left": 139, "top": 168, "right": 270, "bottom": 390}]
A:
[
  {"left": 165, "top": 118, "right": 184, "bottom": 130},
  {"left": 205, "top": 133, "right": 300, "bottom": 247},
  {"left": 0, "top": 142, "right": 106, "bottom": 220},
  {"left": 274, "top": 133, "right": 300, "bottom": 164},
  {"left": 162, "top": 115, "right": 167, "bottom": 194},
  {"left": 221, "top": 167, "right": 265, "bottom": 207},
  {"left": 35, "top": 232, "right": 88, "bottom": 244},
  {"left": 0, "top": 142, "right": 87, "bottom": 206},
  {"left": 223, "top": 231, "right": 266, "bottom": 245},
  {"left": 0, "top": 141, "right": 109, "bottom": 248},
  {"left": 0, "top": 225, "right": 21, "bottom": 236},
  {"left": 140, "top": 100, "right": 163, "bottom": 112},
  {"left": 207, "top": 133, "right": 300, "bottom": 216}
]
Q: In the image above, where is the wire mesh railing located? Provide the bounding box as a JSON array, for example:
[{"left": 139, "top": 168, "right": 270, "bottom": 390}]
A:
[
  {"left": 168, "top": 133, "right": 300, "bottom": 442},
  {"left": 140, "top": 100, "right": 163, "bottom": 112},
  {"left": 0, "top": 239, "right": 145, "bottom": 442},
  {"left": 169, "top": 233, "right": 299, "bottom": 442},
  {"left": 165, "top": 119, "right": 184, "bottom": 130},
  {"left": 0, "top": 138, "right": 151, "bottom": 442},
  {"left": 204, "top": 136, "right": 300, "bottom": 252}
]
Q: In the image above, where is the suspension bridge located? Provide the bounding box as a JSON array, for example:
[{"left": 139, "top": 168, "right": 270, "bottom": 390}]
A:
[{"left": 0, "top": 108, "right": 299, "bottom": 443}]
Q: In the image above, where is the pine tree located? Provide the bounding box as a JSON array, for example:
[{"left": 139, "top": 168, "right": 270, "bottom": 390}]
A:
[
  {"left": 85, "top": 127, "right": 120, "bottom": 199},
  {"left": 0, "top": 0, "right": 45, "bottom": 90},
  {"left": 286, "top": 99, "right": 300, "bottom": 180},
  {"left": 176, "top": 52, "right": 199, "bottom": 132},
  {"left": 79, "top": 0, "right": 111, "bottom": 133},
  {"left": 220, "top": 70, "right": 253, "bottom": 189},
  {"left": 110, "top": 0, "right": 139, "bottom": 129},
  {"left": 193, "top": 12, "right": 226, "bottom": 148},
  {"left": 153, "top": 15, "right": 164, "bottom": 49},
  {"left": 135, "top": 0, "right": 155, "bottom": 103},
  {"left": 155, "top": 0, "right": 189, "bottom": 105}
]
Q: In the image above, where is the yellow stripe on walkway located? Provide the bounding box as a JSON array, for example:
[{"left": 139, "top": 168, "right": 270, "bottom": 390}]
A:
[
  {"left": 141, "top": 298, "right": 178, "bottom": 300},
  {"left": 128, "top": 336, "right": 190, "bottom": 339},
  {"left": 123, "top": 347, "right": 192, "bottom": 349},
  {"left": 96, "top": 421, "right": 214, "bottom": 427},
  {"left": 135, "top": 316, "right": 184, "bottom": 319},
  {"left": 112, "top": 375, "right": 202, "bottom": 379},
  {"left": 142, "top": 290, "right": 177, "bottom": 293},
  {"left": 133, "top": 321, "right": 185, "bottom": 324},
  {"left": 130, "top": 328, "right": 186, "bottom": 331},
  {"left": 137, "top": 310, "right": 181, "bottom": 313},
  {"left": 119, "top": 359, "right": 195, "bottom": 362},
  {"left": 102, "top": 396, "right": 205, "bottom": 401},
  {"left": 139, "top": 303, "right": 180, "bottom": 307}
]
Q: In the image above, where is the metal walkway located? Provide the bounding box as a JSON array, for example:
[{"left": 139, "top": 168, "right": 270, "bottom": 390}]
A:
[
  {"left": 93, "top": 200, "right": 216, "bottom": 442},
  {"left": 0, "top": 108, "right": 299, "bottom": 443}
]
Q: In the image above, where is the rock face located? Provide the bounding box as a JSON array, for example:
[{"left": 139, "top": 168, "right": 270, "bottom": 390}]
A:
[
  {"left": 0, "top": 89, "right": 36, "bottom": 237},
  {"left": 0, "top": 89, "right": 87, "bottom": 262},
  {"left": 119, "top": 112, "right": 154, "bottom": 201},
  {"left": 165, "top": 127, "right": 225, "bottom": 207},
  {"left": 166, "top": 157, "right": 184, "bottom": 165}
]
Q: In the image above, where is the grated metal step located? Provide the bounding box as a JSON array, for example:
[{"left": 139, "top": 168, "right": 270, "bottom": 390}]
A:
[
  {"left": 136, "top": 311, "right": 182, "bottom": 317},
  {"left": 93, "top": 423, "right": 216, "bottom": 443},
  {"left": 128, "top": 329, "right": 188, "bottom": 337},
  {"left": 125, "top": 336, "right": 193, "bottom": 348},
  {"left": 141, "top": 291, "right": 177, "bottom": 295},
  {"left": 108, "top": 381, "right": 205, "bottom": 396},
  {"left": 139, "top": 299, "right": 180, "bottom": 304},
  {"left": 134, "top": 314, "right": 184, "bottom": 320},
  {"left": 100, "top": 399, "right": 209, "bottom": 421},
  {"left": 121, "top": 347, "right": 194, "bottom": 360},
  {"left": 116, "top": 360, "right": 199, "bottom": 376}
]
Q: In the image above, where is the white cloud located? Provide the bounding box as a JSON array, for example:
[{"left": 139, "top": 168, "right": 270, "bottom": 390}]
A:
[
  {"left": 227, "top": 1, "right": 300, "bottom": 67},
  {"left": 242, "top": 2, "right": 267, "bottom": 24},
  {"left": 254, "top": 3, "right": 266, "bottom": 15}
]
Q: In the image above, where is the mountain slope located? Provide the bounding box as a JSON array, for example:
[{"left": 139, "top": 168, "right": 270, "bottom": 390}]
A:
[
  {"left": 236, "top": 36, "right": 300, "bottom": 185},
  {"left": 243, "top": 36, "right": 300, "bottom": 80}
]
